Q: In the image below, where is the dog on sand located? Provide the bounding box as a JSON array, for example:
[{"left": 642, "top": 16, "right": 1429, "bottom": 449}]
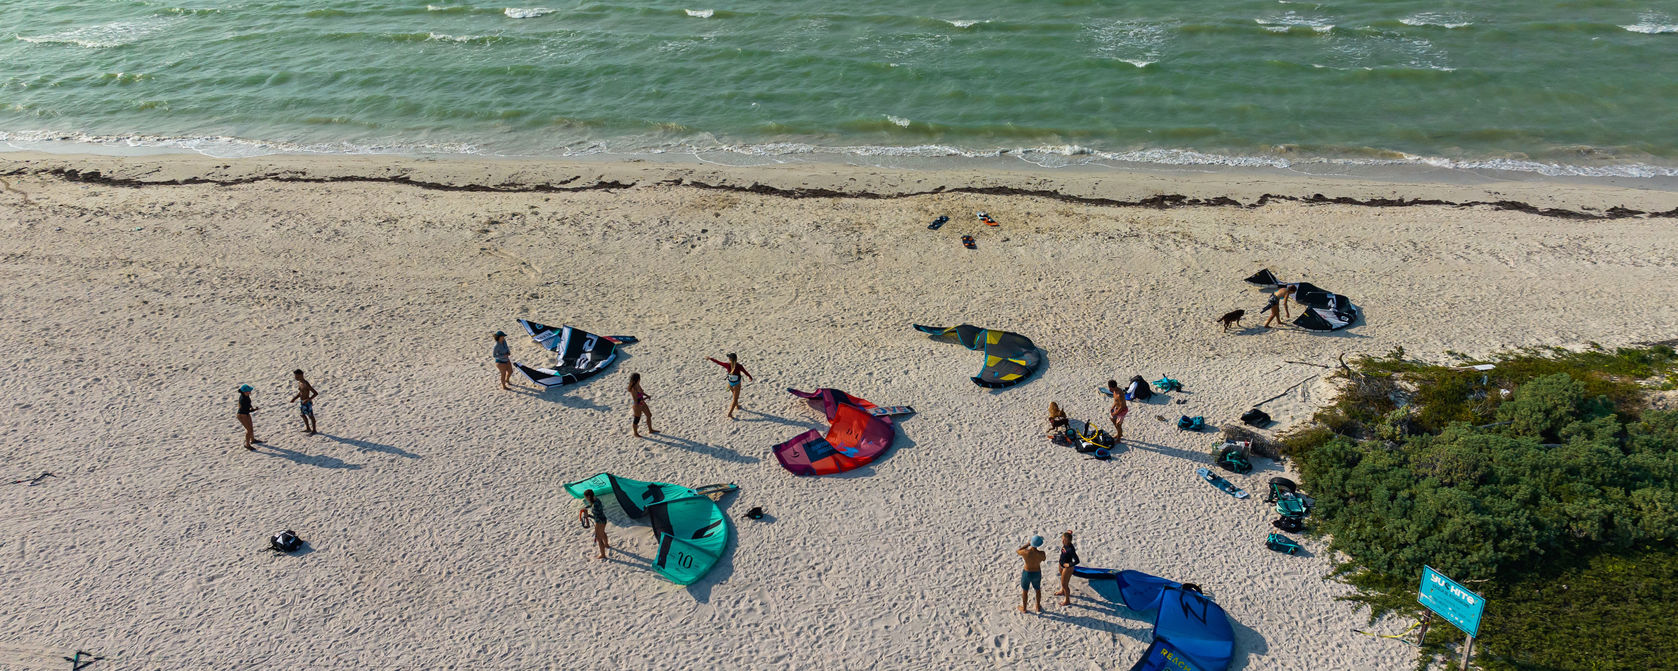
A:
[{"left": 1217, "top": 309, "right": 1245, "bottom": 332}]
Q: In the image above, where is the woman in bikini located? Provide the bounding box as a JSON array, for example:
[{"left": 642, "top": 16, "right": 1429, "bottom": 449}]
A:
[
  {"left": 629, "top": 373, "right": 658, "bottom": 437},
  {"left": 1263, "top": 284, "right": 1297, "bottom": 329},
  {"left": 1045, "top": 401, "right": 1069, "bottom": 443},
  {"left": 1107, "top": 379, "right": 1128, "bottom": 444},
  {"left": 706, "top": 353, "right": 754, "bottom": 419}
]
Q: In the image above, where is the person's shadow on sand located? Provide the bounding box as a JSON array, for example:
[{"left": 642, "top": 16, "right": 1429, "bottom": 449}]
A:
[
  {"left": 645, "top": 434, "right": 760, "bottom": 464},
  {"left": 317, "top": 433, "right": 419, "bottom": 459},
  {"left": 256, "top": 443, "right": 362, "bottom": 470}
]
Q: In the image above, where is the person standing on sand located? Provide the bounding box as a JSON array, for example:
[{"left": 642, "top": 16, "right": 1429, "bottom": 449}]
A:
[
  {"left": 492, "top": 331, "right": 513, "bottom": 390},
  {"left": 1107, "top": 379, "right": 1128, "bottom": 445},
  {"left": 236, "top": 384, "right": 261, "bottom": 450},
  {"left": 1263, "top": 284, "right": 1297, "bottom": 329},
  {"left": 706, "top": 353, "right": 754, "bottom": 419},
  {"left": 1017, "top": 535, "right": 1047, "bottom": 613},
  {"left": 578, "top": 489, "right": 609, "bottom": 559},
  {"left": 1054, "top": 531, "right": 1081, "bottom": 606},
  {"left": 290, "top": 369, "right": 318, "bottom": 435},
  {"left": 629, "top": 373, "right": 658, "bottom": 437}
]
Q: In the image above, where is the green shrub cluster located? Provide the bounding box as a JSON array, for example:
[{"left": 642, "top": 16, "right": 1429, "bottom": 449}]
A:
[{"left": 1283, "top": 345, "right": 1678, "bottom": 669}]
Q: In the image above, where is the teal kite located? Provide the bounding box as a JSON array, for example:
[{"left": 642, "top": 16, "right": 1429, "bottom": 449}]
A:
[{"left": 564, "top": 473, "right": 732, "bottom": 585}]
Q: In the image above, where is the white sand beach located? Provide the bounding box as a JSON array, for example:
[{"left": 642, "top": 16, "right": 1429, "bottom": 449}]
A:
[{"left": 2, "top": 153, "right": 1676, "bottom": 670}]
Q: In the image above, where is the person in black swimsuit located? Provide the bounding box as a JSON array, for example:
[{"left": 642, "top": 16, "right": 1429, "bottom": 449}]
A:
[
  {"left": 577, "top": 490, "right": 609, "bottom": 560},
  {"left": 236, "top": 384, "right": 261, "bottom": 451},
  {"left": 1054, "top": 530, "right": 1080, "bottom": 605}
]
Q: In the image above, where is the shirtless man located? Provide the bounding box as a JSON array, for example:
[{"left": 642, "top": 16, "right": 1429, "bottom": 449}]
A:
[
  {"left": 1017, "top": 535, "right": 1047, "bottom": 613},
  {"left": 290, "top": 369, "right": 318, "bottom": 435}
]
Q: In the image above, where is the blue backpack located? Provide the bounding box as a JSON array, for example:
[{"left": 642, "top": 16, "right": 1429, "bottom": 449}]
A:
[
  {"left": 1176, "top": 415, "right": 1206, "bottom": 431},
  {"left": 1266, "top": 533, "right": 1303, "bottom": 555}
]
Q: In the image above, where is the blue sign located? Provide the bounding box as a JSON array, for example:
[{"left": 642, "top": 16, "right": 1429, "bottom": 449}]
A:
[{"left": 1418, "top": 566, "right": 1486, "bottom": 637}]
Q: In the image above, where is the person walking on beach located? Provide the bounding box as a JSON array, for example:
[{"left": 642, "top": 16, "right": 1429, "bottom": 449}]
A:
[
  {"left": 1017, "top": 535, "right": 1047, "bottom": 613},
  {"left": 578, "top": 489, "right": 610, "bottom": 560},
  {"left": 1263, "top": 284, "right": 1297, "bottom": 329},
  {"left": 236, "top": 384, "right": 261, "bottom": 450},
  {"left": 492, "top": 331, "right": 513, "bottom": 390},
  {"left": 706, "top": 353, "right": 754, "bottom": 419},
  {"left": 1054, "top": 531, "right": 1081, "bottom": 606},
  {"left": 290, "top": 369, "right": 318, "bottom": 435},
  {"left": 1107, "top": 379, "right": 1129, "bottom": 445},
  {"left": 629, "top": 373, "right": 658, "bottom": 437}
]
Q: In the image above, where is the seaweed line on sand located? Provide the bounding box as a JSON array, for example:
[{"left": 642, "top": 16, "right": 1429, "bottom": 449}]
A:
[{"left": 6, "top": 166, "right": 1676, "bottom": 220}]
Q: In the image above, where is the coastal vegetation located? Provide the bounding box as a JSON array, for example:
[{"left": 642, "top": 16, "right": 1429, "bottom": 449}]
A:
[{"left": 1281, "top": 344, "right": 1678, "bottom": 670}]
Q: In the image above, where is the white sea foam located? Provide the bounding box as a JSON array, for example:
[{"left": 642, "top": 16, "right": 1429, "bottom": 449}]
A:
[
  {"left": 5, "top": 130, "right": 1676, "bottom": 180},
  {"left": 1256, "top": 12, "right": 1334, "bottom": 33},
  {"left": 16, "top": 18, "right": 178, "bottom": 48},
  {"left": 945, "top": 19, "right": 988, "bottom": 28},
  {"left": 503, "top": 7, "right": 555, "bottom": 19},
  {"left": 426, "top": 4, "right": 465, "bottom": 11},
  {"left": 1623, "top": 12, "right": 1678, "bottom": 33},
  {"left": 684, "top": 9, "right": 714, "bottom": 18},
  {"left": 427, "top": 32, "right": 490, "bottom": 42},
  {"left": 1399, "top": 12, "right": 1472, "bottom": 29},
  {"left": 885, "top": 115, "right": 911, "bottom": 128},
  {"left": 1086, "top": 19, "right": 1172, "bottom": 66}
]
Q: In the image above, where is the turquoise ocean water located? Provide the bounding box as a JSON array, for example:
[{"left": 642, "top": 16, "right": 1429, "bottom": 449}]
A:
[{"left": 3, "top": 0, "right": 1677, "bottom": 177}]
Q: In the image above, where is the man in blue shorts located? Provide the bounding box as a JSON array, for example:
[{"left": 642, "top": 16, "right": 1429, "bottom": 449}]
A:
[
  {"left": 1016, "top": 535, "right": 1046, "bottom": 613},
  {"left": 291, "top": 369, "right": 318, "bottom": 435}
]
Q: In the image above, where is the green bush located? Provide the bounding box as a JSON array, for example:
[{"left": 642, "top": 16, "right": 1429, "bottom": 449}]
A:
[{"left": 1284, "top": 347, "right": 1678, "bottom": 669}]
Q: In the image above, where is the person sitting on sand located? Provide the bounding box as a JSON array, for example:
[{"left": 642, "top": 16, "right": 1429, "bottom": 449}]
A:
[
  {"left": 629, "top": 373, "right": 658, "bottom": 437},
  {"left": 1054, "top": 531, "right": 1081, "bottom": 606},
  {"left": 236, "top": 384, "right": 261, "bottom": 451},
  {"left": 290, "top": 369, "right": 318, "bottom": 435},
  {"left": 1017, "top": 535, "right": 1047, "bottom": 613},
  {"left": 1107, "top": 380, "right": 1128, "bottom": 444},
  {"left": 492, "top": 331, "right": 513, "bottom": 390},
  {"left": 1263, "top": 284, "right": 1298, "bottom": 329},
  {"left": 1046, "top": 401, "right": 1069, "bottom": 442},
  {"left": 706, "top": 353, "right": 754, "bottom": 420},
  {"left": 578, "top": 489, "right": 609, "bottom": 560}
]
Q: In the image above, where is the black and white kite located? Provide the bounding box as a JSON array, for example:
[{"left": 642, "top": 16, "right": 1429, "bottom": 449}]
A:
[
  {"left": 514, "top": 320, "right": 635, "bottom": 388},
  {"left": 1245, "top": 269, "right": 1360, "bottom": 331}
]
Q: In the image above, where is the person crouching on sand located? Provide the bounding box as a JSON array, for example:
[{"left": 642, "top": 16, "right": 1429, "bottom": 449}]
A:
[
  {"left": 629, "top": 373, "right": 658, "bottom": 437},
  {"left": 1054, "top": 531, "right": 1080, "bottom": 606},
  {"left": 1264, "top": 284, "right": 1297, "bottom": 329},
  {"left": 1046, "top": 401, "right": 1069, "bottom": 443},
  {"left": 492, "top": 331, "right": 513, "bottom": 390},
  {"left": 1017, "top": 535, "right": 1046, "bottom": 613},
  {"left": 706, "top": 352, "right": 754, "bottom": 420},
  {"left": 1107, "top": 380, "right": 1128, "bottom": 445},
  {"left": 579, "top": 489, "right": 609, "bottom": 560},
  {"left": 236, "top": 384, "right": 260, "bottom": 451}
]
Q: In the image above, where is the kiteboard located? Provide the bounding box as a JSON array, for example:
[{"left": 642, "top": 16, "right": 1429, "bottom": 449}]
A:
[
  {"left": 866, "top": 405, "right": 915, "bottom": 417},
  {"left": 977, "top": 211, "right": 998, "bottom": 226},
  {"left": 694, "top": 483, "right": 739, "bottom": 498},
  {"left": 1197, "top": 467, "right": 1248, "bottom": 499},
  {"left": 604, "top": 335, "right": 638, "bottom": 344},
  {"left": 927, "top": 215, "right": 949, "bottom": 230},
  {"left": 961, "top": 235, "right": 976, "bottom": 250}
]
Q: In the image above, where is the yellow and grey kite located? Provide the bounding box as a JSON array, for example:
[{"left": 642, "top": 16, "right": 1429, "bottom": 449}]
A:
[{"left": 914, "top": 324, "right": 1041, "bottom": 389}]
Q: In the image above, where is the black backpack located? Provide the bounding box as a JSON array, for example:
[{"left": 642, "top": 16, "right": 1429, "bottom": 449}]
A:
[
  {"left": 1272, "top": 516, "right": 1306, "bottom": 533},
  {"left": 1240, "top": 408, "right": 1272, "bottom": 428},
  {"left": 1128, "top": 375, "right": 1153, "bottom": 401},
  {"left": 270, "top": 530, "right": 303, "bottom": 554}
]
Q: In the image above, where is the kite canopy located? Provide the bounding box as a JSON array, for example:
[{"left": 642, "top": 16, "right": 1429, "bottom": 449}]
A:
[
  {"left": 1073, "top": 568, "right": 1235, "bottom": 671},
  {"left": 1242, "top": 270, "right": 1359, "bottom": 332},
  {"left": 514, "top": 320, "right": 626, "bottom": 388},
  {"left": 564, "top": 473, "right": 728, "bottom": 585},
  {"left": 773, "top": 388, "right": 897, "bottom": 476},
  {"left": 914, "top": 324, "right": 1041, "bottom": 388}
]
